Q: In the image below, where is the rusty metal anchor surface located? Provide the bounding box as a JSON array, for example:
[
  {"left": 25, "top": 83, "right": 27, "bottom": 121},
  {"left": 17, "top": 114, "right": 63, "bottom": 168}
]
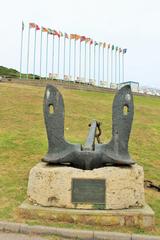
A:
[{"left": 42, "top": 84, "right": 135, "bottom": 170}]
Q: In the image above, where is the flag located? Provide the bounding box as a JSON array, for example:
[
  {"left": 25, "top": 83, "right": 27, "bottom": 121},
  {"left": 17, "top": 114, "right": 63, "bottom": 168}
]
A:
[
  {"left": 22, "top": 21, "right": 24, "bottom": 31},
  {"left": 70, "top": 34, "right": 80, "bottom": 40},
  {"left": 53, "top": 30, "right": 60, "bottom": 37},
  {"left": 65, "top": 32, "right": 69, "bottom": 38},
  {"left": 59, "top": 31, "right": 63, "bottom": 37},
  {"left": 94, "top": 41, "right": 98, "bottom": 46},
  {"left": 85, "top": 38, "right": 91, "bottom": 43},
  {"left": 103, "top": 42, "right": 106, "bottom": 48},
  {"left": 116, "top": 46, "right": 119, "bottom": 51},
  {"left": 99, "top": 42, "right": 103, "bottom": 47},
  {"left": 123, "top": 48, "right": 127, "bottom": 54},
  {"left": 36, "top": 24, "right": 40, "bottom": 31},
  {"left": 112, "top": 45, "right": 114, "bottom": 50},
  {"left": 29, "top": 22, "right": 36, "bottom": 28},
  {"left": 41, "top": 27, "right": 48, "bottom": 32},
  {"left": 80, "top": 36, "right": 86, "bottom": 42},
  {"left": 75, "top": 34, "right": 80, "bottom": 40},
  {"left": 90, "top": 39, "right": 93, "bottom": 45},
  {"left": 107, "top": 44, "right": 111, "bottom": 49},
  {"left": 70, "top": 34, "right": 76, "bottom": 39},
  {"left": 48, "top": 28, "right": 53, "bottom": 34},
  {"left": 119, "top": 48, "right": 122, "bottom": 53}
]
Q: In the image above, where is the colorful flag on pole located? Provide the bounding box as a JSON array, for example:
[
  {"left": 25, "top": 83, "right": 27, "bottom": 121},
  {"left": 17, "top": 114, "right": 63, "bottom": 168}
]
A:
[
  {"left": 85, "top": 38, "right": 91, "bottom": 43},
  {"left": 29, "top": 22, "right": 36, "bottom": 28},
  {"left": 94, "top": 41, "right": 98, "bottom": 46},
  {"left": 107, "top": 43, "right": 111, "bottom": 49},
  {"left": 70, "top": 34, "right": 76, "bottom": 39},
  {"left": 22, "top": 21, "right": 24, "bottom": 31},
  {"left": 59, "top": 31, "right": 63, "bottom": 37},
  {"left": 90, "top": 39, "right": 93, "bottom": 45},
  {"left": 80, "top": 36, "right": 86, "bottom": 42},
  {"left": 112, "top": 45, "right": 114, "bottom": 50},
  {"left": 53, "top": 30, "right": 60, "bottom": 37},
  {"left": 48, "top": 28, "right": 53, "bottom": 34},
  {"left": 123, "top": 48, "right": 127, "bottom": 54},
  {"left": 103, "top": 42, "right": 106, "bottom": 48},
  {"left": 36, "top": 24, "right": 40, "bottom": 31},
  {"left": 70, "top": 34, "right": 80, "bottom": 40},
  {"left": 41, "top": 27, "right": 48, "bottom": 32},
  {"left": 116, "top": 46, "right": 119, "bottom": 51},
  {"left": 64, "top": 32, "right": 69, "bottom": 38},
  {"left": 75, "top": 34, "right": 80, "bottom": 40}
]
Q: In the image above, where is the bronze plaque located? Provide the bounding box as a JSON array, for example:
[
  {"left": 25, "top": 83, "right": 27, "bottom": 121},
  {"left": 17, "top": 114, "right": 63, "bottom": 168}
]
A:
[{"left": 72, "top": 179, "right": 105, "bottom": 204}]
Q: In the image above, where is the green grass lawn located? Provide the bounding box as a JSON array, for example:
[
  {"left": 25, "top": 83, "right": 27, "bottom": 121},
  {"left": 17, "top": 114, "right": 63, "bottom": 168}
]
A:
[{"left": 0, "top": 82, "right": 160, "bottom": 235}]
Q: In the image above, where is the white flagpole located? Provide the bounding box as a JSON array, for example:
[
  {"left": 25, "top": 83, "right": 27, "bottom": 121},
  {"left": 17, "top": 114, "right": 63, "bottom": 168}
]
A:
[
  {"left": 45, "top": 32, "right": 49, "bottom": 80},
  {"left": 115, "top": 49, "right": 117, "bottom": 84},
  {"left": 107, "top": 47, "right": 110, "bottom": 87},
  {"left": 119, "top": 50, "right": 121, "bottom": 83},
  {"left": 33, "top": 28, "right": 37, "bottom": 79},
  {"left": 84, "top": 42, "right": 87, "bottom": 82},
  {"left": 57, "top": 36, "right": 60, "bottom": 78},
  {"left": 111, "top": 47, "right": 113, "bottom": 85},
  {"left": 26, "top": 25, "right": 31, "bottom": 79},
  {"left": 94, "top": 43, "right": 96, "bottom": 84},
  {"left": 20, "top": 22, "right": 24, "bottom": 79},
  {"left": 79, "top": 41, "right": 81, "bottom": 80},
  {"left": 63, "top": 35, "right": 66, "bottom": 80},
  {"left": 98, "top": 44, "right": 101, "bottom": 86},
  {"left": 102, "top": 46, "right": 104, "bottom": 84},
  {"left": 89, "top": 43, "right": 91, "bottom": 82},
  {"left": 122, "top": 52, "right": 124, "bottom": 82},
  {"left": 74, "top": 38, "right": 76, "bottom": 81},
  {"left": 52, "top": 35, "right": 55, "bottom": 80},
  {"left": 68, "top": 38, "right": 71, "bottom": 81},
  {"left": 40, "top": 29, "right": 43, "bottom": 79}
]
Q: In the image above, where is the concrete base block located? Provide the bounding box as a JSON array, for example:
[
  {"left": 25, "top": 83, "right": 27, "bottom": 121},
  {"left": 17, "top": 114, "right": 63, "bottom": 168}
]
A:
[
  {"left": 18, "top": 200, "right": 155, "bottom": 228},
  {"left": 27, "top": 163, "right": 145, "bottom": 210}
]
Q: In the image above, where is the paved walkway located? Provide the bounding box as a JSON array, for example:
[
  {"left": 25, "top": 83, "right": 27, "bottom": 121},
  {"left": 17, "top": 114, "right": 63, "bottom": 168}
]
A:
[{"left": 1, "top": 221, "right": 160, "bottom": 240}]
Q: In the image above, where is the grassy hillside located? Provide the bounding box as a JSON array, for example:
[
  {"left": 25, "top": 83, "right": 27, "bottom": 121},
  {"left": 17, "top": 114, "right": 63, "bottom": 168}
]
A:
[
  {"left": 0, "top": 82, "right": 159, "bottom": 235},
  {"left": 0, "top": 66, "right": 39, "bottom": 79}
]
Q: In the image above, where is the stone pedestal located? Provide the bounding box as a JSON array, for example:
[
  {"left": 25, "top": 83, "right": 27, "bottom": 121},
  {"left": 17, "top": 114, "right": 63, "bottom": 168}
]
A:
[{"left": 27, "top": 163, "right": 145, "bottom": 210}]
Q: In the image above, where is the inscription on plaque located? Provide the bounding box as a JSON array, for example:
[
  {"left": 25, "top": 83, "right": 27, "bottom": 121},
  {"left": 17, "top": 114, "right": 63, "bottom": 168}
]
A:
[{"left": 72, "top": 179, "right": 105, "bottom": 204}]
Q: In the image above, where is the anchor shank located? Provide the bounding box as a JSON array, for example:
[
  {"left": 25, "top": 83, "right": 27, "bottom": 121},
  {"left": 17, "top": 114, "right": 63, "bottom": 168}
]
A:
[{"left": 83, "top": 120, "right": 97, "bottom": 151}]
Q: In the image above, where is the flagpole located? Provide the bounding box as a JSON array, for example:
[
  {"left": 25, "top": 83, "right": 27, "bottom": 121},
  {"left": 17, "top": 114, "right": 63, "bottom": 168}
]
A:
[
  {"left": 84, "top": 42, "right": 87, "bottom": 83},
  {"left": 89, "top": 43, "right": 91, "bottom": 82},
  {"left": 74, "top": 38, "right": 76, "bottom": 81},
  {"left": 19, "top": 22, "right": 24, "bottom": 79},
  {"left": 69, "top": 38, "right": 71, "bottom": 81},
  {"left": 46, "top": 32, "right": 49, "bottom": 80},
  {"left": 79, "top": 41, "right": 81, "bottom": 80},
  {"left": 57, "top": 37, "right": 60, "bottom": 78},
  {"left": 26, "top": 26, "right": 31, "bottom": 79},
  {"left": 111, "top": 48, "right": 113, "bottom": 85},
  {"left": 102, "top": 46, "right": 104, "bottom": 84},
  {"left": 98, "top": 44, "right": 100, "bottom": 86},
  {"left": 40, "top": 29, "right": 43, "bottom": 79},
  {"left": 119, "top": 51, "right": 121, "bottom": 83},
  {"left": 52, "top": 35, "right": 55, "bottom": 80},
  {"left": 122, "top": 53, "right": 124, "bottom": 82},
  {"left": 107, "top": 47, "right": 109, "bottom": 87},
  {"left": 63, "top": 35, "right": 66, "bottom": 80},
  {"left": 33, "top": 28, "right": 37, "bottom": 79},
  {"left": 115, "top": 49, "right": 117, "bottom": 84},
  {"left": 94, "top": 43, "right": 96, "bottom": 84}
]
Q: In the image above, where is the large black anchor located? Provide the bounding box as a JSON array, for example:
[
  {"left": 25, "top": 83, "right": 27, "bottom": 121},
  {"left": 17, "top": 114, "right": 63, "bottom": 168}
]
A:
[{"left": 42, "top": 84, "right": 135, "bottom": 170}]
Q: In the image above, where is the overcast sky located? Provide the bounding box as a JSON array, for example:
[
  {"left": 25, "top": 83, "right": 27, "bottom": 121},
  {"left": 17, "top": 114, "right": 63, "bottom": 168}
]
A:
[{"left": 0, "top": 0, "right": 160, "bottom": 88}]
